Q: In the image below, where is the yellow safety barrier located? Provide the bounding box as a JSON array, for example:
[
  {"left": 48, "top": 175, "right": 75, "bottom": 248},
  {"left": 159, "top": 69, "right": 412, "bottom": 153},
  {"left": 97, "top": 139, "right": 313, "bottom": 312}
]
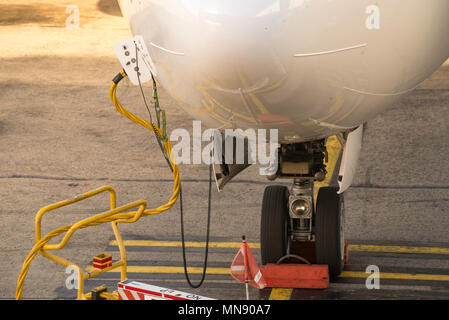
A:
[{"left": 16, "top": 71, "right": 181, "bottom": 300}]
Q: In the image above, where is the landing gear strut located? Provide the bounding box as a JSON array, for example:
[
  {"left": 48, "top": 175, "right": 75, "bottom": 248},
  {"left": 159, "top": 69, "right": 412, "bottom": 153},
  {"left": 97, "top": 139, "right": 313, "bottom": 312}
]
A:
[{"left": 260, "top": 139, "right": 345, "bottom": 278}]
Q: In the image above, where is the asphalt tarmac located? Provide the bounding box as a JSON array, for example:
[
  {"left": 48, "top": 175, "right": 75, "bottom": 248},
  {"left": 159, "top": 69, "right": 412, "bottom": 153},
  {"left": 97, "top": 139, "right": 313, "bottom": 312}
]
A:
[{"left": 1, "top": 1, "right": 448, "bottom": 300}]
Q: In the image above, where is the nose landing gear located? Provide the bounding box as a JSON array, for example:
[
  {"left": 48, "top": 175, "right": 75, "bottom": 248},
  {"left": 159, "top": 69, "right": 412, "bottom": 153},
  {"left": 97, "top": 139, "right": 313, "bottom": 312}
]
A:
[{"left": 260, "top": 139, "right": 345, "bottom": 278}]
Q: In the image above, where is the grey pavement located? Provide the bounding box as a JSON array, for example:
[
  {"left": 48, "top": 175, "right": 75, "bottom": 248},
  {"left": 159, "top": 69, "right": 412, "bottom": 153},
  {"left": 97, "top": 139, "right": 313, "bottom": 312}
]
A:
[{"left": 1, "top": 0, "right": 448, "bottom": 300}]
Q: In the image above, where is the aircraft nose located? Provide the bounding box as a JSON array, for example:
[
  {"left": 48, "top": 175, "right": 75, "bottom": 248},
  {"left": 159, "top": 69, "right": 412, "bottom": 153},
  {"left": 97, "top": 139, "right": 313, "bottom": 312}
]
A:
[{"left": 141, "top": 0, "right": 298, "bottom": 123}]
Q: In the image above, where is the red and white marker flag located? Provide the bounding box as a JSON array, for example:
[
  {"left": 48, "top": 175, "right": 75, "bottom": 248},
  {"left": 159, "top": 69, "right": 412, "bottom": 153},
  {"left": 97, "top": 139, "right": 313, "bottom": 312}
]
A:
[{"left": 230, "top": 237, "right": 267, "bottom": 290}]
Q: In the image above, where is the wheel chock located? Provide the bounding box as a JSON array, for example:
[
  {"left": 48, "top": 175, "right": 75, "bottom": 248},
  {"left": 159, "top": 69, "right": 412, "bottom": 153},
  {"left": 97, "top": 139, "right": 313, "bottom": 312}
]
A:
[
  {"left": 260, "top": 264, "right": 329, "bottom": 289},
  {"left": 93, "top": 253, "right": 112, "bottom": 269}
]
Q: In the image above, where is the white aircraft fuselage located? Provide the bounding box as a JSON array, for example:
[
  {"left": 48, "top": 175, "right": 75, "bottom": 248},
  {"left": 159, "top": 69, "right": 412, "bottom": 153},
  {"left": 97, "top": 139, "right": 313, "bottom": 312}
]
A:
[{"left": 118, "top": 0, "right": 449, "bottom": 143}]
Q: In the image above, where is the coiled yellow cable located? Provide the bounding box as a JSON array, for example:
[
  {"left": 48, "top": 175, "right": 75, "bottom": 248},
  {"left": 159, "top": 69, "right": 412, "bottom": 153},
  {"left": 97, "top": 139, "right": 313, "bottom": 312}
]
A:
[{"left": 15, "top": 71, "right": 180, "bottom": 299}]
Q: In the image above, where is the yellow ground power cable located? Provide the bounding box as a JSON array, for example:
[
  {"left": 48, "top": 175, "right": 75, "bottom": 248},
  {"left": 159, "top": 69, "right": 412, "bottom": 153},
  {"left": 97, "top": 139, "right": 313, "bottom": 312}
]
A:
[
  {"left": 15, "top": 71, "right": 181, "bottom": 300},
  {"left": 110, "top": 70, "right": 181, "bottom": 210}
]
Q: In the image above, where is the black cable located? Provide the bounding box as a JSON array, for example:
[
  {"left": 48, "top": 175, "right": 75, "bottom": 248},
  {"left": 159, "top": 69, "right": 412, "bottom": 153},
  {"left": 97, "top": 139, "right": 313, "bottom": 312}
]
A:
[
  {"left": 133, "top": 41, "right": 212, "bottom": 288},
  {"left": 134, "top": 48, "right": 153, "bottom": 124},
  {"left": 180, "top": 163, "right": 213, "bottom": 288}
]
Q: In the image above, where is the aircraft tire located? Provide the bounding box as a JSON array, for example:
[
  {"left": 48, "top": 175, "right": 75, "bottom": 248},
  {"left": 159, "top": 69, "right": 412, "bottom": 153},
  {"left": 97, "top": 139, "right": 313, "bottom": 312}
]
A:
[
  {"left": 260, "top": 185, "right": 290, "bottom": 265},
  {"left": 315, "top": 186, "right": 345, "bottom": 278}
]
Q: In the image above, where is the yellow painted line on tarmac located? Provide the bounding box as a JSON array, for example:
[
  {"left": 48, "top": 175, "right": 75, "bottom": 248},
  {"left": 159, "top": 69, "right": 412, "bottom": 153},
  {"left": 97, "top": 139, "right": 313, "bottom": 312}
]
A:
[
  {"left": 269, "top": 288, "right": 293, "bottom": 300},
  {"left": 340, "top": 271, "right": 449, "bottom": 282},
  {"left": 106, "top": 266, "right": 449, "bottom": 282},
  {"left": 348, "top": 244, "right": 449, "bottom": 255},
  {"left": 110, "top": 266, "right": 230, "bottom": 274},
  {"left": 109, "top": 240, "right": 449, "bottom": 256},
  {"left": 109, "top": 240, "right": 260, "bottom": 249}
]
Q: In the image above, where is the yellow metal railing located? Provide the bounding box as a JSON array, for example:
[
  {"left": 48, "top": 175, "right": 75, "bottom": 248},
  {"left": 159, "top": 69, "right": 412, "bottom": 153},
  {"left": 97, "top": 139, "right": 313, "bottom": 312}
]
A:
[{"left": 16, "top": 186, "right": 149, "bottom": 300}]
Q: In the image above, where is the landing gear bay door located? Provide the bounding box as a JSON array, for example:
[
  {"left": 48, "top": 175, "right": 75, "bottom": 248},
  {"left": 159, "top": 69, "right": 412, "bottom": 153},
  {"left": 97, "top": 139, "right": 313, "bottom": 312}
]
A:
[{"left": 337, "top": 124, "right": 364, "bottom": 194}]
